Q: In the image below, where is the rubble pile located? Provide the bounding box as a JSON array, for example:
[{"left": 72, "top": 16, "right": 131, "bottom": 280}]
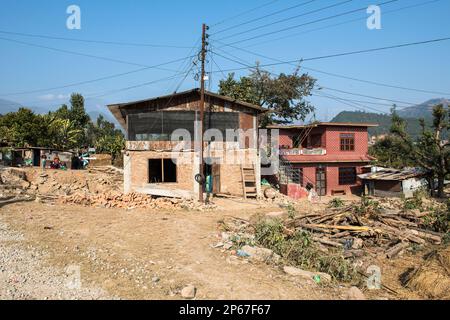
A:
[{"left": 61, "top": 191, "right": 217, "bottom": 211}]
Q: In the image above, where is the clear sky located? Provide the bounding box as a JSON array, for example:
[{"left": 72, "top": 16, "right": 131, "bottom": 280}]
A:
[{"left": 0, "top": 0, "right": 449, "bottom": 122}]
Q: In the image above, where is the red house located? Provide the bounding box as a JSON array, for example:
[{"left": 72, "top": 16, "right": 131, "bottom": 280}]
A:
[{"left": 267, "top": 122, "right": 378, "bottom": 198}]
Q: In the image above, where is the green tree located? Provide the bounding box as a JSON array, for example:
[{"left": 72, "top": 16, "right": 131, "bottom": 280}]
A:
[
  {"left": 218, "top": 66, "right": 316, "bottom": 126},
  {"left": 390, "top": 105, "right": 449, "bottom": 198},
  {"left": 95, "top": 134, "right": 125, "bottom": 161},
  {"left": 48, "top": 118, "right": 83, "bottom": 150},
  {"left": 0, "top": 108, "right": 48, "bottom": 147},
  {"left": 369, "top": 135, "right": 415, "bottom": 168},
  {"left": 87, "top": 114, "right": 125, "bottom": 160}
]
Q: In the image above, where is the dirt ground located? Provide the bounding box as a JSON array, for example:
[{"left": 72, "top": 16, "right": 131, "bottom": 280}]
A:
[{"left": 0, "top": 167, "right": 447, "bottom": 300}]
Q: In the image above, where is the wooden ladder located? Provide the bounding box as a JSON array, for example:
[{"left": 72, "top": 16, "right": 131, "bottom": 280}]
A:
[{"left": 241, "top": 165, "right": 257, "bottom": 199}]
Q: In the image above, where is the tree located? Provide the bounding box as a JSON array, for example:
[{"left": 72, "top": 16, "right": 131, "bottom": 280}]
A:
[
  {"left": 369, "top": 135, "right": 415, "bottom": 168},
  {"left": 87, "top": 114, "right": 125, "bottom": 161},
  {"left": 390, "top": 105, "right": 449, "bottom": 198},
  {"left": 0, "top": 108, "right": 48, "bottom": 147},
  {"left": 218, "top": 65, "right": 316, "bottom": 127},
  {"left": 95, "top": 134, "right": 125, "bottom": 162},
  {"left": 53, "top": 93, "right": 90, "bottom": 146},
  {"left": 48, "top": 118, "right": 83, "bottom": 151}
]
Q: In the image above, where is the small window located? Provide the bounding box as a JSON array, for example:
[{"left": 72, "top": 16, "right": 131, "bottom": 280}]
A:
[
  {"left": 339, "top": 167, "right": 357, "bottom": 185},
  {"left": 340, "top": 133, "right": 355, "bottom": 151},
  {"left": 148, "top": 159, "right": 177, "bottom": 183}
]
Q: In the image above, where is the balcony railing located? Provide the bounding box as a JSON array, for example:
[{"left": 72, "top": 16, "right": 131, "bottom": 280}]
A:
[{"left": 280, "top": 148, "right": 327, "bottom": 156}]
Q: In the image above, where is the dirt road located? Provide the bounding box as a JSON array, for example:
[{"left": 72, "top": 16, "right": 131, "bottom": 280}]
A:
[{"left": 0, "top": 199, "right": 345, "bottom": 300}]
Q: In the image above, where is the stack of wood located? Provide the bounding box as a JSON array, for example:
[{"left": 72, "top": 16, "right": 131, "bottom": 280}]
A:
[{"left": 283, "top": 205, "right": 444, "bottom": 259}]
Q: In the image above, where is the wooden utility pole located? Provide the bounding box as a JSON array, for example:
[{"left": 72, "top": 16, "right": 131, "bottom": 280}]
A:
[{"left": 198, "top": 23, "right": 208, "bottom": 203}]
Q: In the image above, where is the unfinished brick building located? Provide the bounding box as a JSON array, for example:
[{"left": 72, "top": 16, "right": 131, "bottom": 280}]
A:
[
  {"left": 267, "top": 122, "right": 378, "bottom": 198},
  {"left": 108, "top": 89, "right": 264, "bottom": 199}
]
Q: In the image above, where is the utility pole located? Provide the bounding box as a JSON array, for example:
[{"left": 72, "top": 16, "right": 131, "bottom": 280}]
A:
[{"left": 198, "top": 23, "right": 208, "bottom": 203}]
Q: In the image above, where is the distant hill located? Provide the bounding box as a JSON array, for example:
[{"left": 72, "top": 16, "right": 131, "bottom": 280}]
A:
[
  {"left": 331, "top": 111, "right": 430, "bottom": 139},
  {"left": 332, "top": 98, "right": 450, "bottom": 139},
  {"left": 0, "top": 98, "right": 23, "bottom": 114},
  {"left": 397, "top": 98, "right": 449, "bottom": 119}
]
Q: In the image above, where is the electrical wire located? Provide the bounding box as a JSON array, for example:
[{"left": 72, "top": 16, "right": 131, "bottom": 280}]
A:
[
  {"left": 213, "top": 38, "right": 450, "bottom": 96},
  {"left": 210, "top": 0, "right": 280, "bottom": 27},
  {"left": 210, "top": 36, "right": 450, "bottom": 72},
  {"left": 0, "top": 36, "right": 180, "bottom": 71},
  {"left": 243, "top": 0, "right": 442, "bottom": 47},
  {"left": 221, "top": 0, "right": 399, "bottom": 45},
  {"left": 212, "top": 0, "right": 317, "bottom": 35},
  {"left": 215, "top": 0, "right": 353, "bottom": 41},
  {"left": 0, "top": 30, "right": 196, "bottom": 49},
  {"left": 0, "top": 55, "right": 196, "bottom": 97}
]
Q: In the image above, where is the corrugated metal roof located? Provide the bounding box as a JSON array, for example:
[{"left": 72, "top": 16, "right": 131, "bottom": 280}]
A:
[{"left": 358, "top": 168, "right": 426, "bottom": 181}]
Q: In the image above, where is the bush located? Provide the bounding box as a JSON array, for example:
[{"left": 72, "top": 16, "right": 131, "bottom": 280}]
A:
[
  {"left": 402, "top": 190, "right": 425, "bottom": 211},
  {"left": 422, "top": 203, "right": 450, "bottom": 233},
  {"left": 254, "top": 220, "right": 359, "bottom": 282},
  {"left": 353, "top": 196, "right": 381, "bottom": 216},
  {"left": 329, "top": 198, "right": 345, "bottom": 208}
]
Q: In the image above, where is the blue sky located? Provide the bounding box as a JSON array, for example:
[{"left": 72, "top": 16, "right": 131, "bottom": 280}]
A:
[{"left": 0, "top": 0, "right": 449, "bottom": 122}]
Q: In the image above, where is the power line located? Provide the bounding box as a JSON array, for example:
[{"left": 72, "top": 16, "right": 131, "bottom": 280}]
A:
[
  {"left": 216, "top": 0, "right": 353, "bottom": 42},
  {"left": 210, "top": 0, "right": 280, "bottom": 27},
  {"left": 211, "top": 36, "right": 450, "bottom": 72},
  {"left": 312, "top": 90, "right": 409, "bottom": 108},
  {"left": 221, "top": 0, "right": 399, "bottom": 46},
  {"left": 211, "top": 48, "right": 419, "bottom": 108},
  {"left": 86, "top": 73, "right": 189, "bottom": 99},
  {"left": 313, "top": 91, "right": 389, "bottom": 114},
  {"left": 319, "top": 86, "right": 417, "bottom": 106},
  {"left": 212, "top": 0, "right": 317, "bottom": 36},
  {"left": 306, "top": 66, "right": 450, "bottom": 97},
  {"left": 0, "top": 30, "right": 196, "bottom": 49},
  {"left": 166, "top": 38, "right": 202, "bottom": 94},
  {"left": 0, "top": 55, "right": 196, "bottom": 97},
  {"left": 0, "top": 36, "right": 180, "bottom": 71},
  {"left": 213, "top": 38, "right": 450, "bottom": 96},
  {"left": 243, "top": 0, "right": 442, "bottom": 47}
]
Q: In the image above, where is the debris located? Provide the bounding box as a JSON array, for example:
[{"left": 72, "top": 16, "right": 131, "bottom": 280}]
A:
[
  {"left": 236, "top": 249, "right": 251, "bottom": 258},
  {"left": 385, "top": 242, "right": 409, "bottom": 259},
  {"left": 181, "top": 285, "right": 196, "bottom": 299},
  {"left": 401, "top": 247, "right": 450, "bottom": 299},
  {"left": 283, "top": 266, "right": 332, "bottom": 282},
  {"left": 240, "top": 245, "right": 280, "bottom": 263},
  {"left": 346, "top": 286, "right": 366, "bottom": 300},
  {"left": 263, "top": 188, "right": 277, "bottom": 200}
]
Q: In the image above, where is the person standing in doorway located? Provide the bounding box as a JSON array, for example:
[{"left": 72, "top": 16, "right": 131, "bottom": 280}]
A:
[{"left": 41, "top": 153, "right": 47, "bottom": 171}]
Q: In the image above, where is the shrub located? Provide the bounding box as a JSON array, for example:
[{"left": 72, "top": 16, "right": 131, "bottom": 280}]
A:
[
  {"left": 329, "top": 198, "right": 345, "bottom": 208},
  {"left": 254, "top": 220, "right": 359, "bottom": 282}
]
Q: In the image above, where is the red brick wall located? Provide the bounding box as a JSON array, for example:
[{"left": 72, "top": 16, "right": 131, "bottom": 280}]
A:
[
  {"left": 292, "top": 162, "right": 368, "bottom": 196},
  {"left": 325, "top": 126, "right": 369, "bottom": 157}
]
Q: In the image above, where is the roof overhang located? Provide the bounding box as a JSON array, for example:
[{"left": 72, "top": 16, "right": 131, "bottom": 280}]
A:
[{"left": 107, "top": 88, "right": 266, "bottom": 131}]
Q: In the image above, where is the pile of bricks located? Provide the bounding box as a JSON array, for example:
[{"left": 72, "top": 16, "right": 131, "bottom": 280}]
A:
[
  {"left": 61, "top": 191, "right": 218, "bottom": 211},
  {"left": 61, "top": 192, "right": 181, "bottom": 209}
]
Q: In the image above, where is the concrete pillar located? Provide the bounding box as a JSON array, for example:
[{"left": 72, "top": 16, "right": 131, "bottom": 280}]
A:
[{"left": 123, "top": 152, "right": 132, "bottom": 194}]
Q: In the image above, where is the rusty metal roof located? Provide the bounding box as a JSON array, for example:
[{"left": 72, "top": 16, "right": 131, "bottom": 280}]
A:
[{"left": 358, "top": 168, "right": 426, "bottom": 181}]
